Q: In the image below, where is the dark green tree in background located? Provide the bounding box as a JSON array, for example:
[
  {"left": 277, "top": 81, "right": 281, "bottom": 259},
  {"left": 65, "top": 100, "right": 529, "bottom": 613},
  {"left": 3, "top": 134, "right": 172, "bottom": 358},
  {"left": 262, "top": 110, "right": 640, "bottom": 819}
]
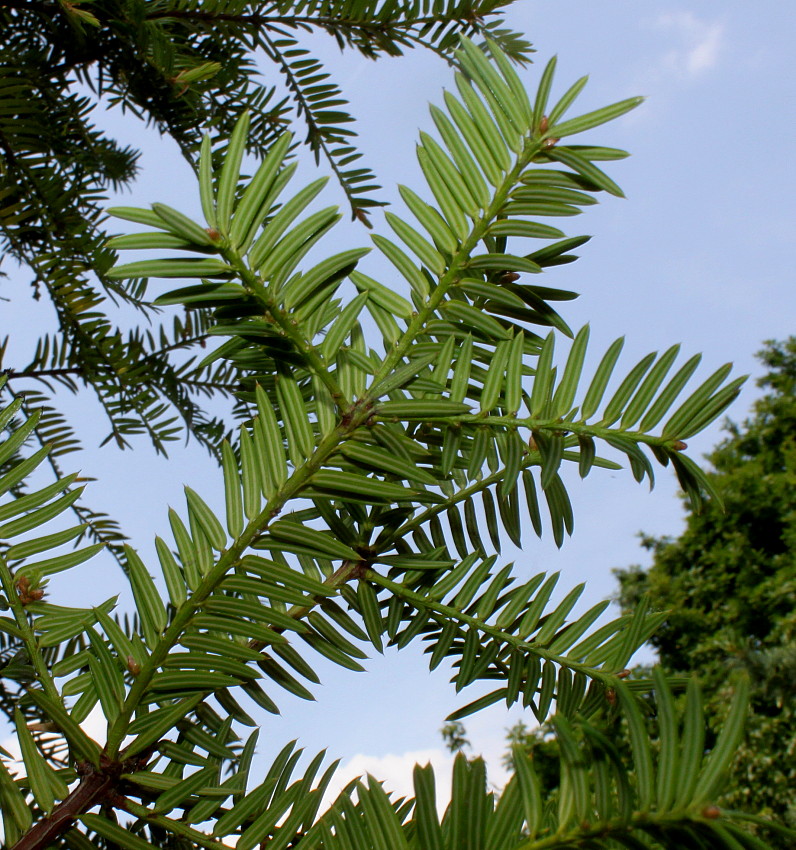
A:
[
  {"left": 454, "top": 340, "right": 795, "bottom": 842},
  {"left": 616, "top": 337, "right": 796, "bottom": 833}
]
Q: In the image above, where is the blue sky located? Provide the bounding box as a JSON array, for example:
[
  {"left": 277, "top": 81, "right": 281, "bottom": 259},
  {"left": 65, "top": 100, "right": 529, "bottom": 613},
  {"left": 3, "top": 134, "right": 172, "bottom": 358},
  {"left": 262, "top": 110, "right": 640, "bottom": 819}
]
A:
[{"left": 4, "top": 0, "right": 795, "bottom": 802}]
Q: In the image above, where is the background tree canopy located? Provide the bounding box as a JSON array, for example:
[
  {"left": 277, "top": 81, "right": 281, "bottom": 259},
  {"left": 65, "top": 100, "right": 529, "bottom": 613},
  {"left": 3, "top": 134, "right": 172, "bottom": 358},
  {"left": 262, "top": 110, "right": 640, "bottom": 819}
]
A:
[
  {"left": 616, "top": 337, "right": 796, "bottom": 833},
  {"left": 450, "top": 341, "right": 795, "bottom": 845}
]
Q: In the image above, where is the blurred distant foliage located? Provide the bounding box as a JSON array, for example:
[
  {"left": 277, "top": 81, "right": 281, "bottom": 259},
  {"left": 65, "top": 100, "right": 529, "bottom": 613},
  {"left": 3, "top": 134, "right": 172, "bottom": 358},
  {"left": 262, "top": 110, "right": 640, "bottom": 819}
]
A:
[
  {"left": 440, "top": 719, "right": 471, "bottom": 753},
  {"left": 616, "top": 337, "right": 796, "bottom": 835},
  {"left": 503, "top": 718, "right": 561, "bottom": 793}
]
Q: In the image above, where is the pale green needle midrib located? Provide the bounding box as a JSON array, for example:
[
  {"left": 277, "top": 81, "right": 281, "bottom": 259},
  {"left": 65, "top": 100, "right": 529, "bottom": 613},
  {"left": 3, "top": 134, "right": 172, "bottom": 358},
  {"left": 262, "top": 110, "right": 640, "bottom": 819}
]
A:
[
  {"left": 366, "top": 569, "right": 615, "bottom": 684},
  {"left": 224, "top": 247, "right": 349, "bottom": 408},
  {"left": 366, "top": 133, "right": 546, "bottom": 397},
  {"left": 0, "top": 552, "right": 62, "bottom": 704},
  {"left": 105, "top": 415, "right": 366, "bottom": 757}
]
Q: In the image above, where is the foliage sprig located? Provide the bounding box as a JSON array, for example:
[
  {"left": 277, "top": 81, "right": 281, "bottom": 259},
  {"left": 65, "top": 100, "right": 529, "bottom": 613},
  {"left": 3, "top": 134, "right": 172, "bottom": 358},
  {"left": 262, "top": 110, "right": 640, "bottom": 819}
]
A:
[{"left": 0, "top": 36, "right": 786, "bottom": 850}]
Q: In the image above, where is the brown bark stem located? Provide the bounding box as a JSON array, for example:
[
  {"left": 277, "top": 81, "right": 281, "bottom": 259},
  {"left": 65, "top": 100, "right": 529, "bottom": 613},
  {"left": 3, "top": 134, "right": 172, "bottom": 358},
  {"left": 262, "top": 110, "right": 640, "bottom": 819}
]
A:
[{"left": 10, "top": 771, "right": 114, "bottom": 850}]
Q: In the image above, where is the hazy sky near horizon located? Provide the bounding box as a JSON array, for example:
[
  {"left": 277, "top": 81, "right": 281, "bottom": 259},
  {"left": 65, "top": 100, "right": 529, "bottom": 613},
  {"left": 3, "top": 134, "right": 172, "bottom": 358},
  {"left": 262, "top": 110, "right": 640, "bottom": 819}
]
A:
[{"left": 3, "top": 0, "right": 795, "bottom": 801}]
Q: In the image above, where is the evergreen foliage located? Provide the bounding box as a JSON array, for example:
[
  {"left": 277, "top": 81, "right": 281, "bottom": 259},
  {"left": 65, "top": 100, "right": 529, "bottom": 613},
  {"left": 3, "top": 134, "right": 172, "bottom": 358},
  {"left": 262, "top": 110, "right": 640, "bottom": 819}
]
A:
[
  {"left": 0, "top": 20, "right": 788, "bottom": 850},
  {"left": 0, "top": 0, "right": 530, "bottom": 561}
]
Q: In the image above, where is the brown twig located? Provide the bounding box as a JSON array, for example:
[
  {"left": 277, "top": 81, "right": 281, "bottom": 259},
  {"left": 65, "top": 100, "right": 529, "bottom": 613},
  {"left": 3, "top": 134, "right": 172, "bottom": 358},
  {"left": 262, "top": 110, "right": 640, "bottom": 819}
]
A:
[{"left": 10, "top": 769, "right": 114, "bottom": 850}]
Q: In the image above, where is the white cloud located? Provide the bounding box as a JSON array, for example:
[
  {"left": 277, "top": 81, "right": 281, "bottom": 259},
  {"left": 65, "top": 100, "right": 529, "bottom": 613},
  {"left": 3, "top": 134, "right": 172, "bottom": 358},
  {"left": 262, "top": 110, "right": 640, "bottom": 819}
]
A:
[
  {"left": 657, "top": 11, "right": 725, "bottom": 76},
  {"left": 320, "top": 739, "right": 520, "bottom": 817},
  {"left": 0, "top": 731, "right": 22, "bottom": 764},
  {"left": 0, "top": 703, "right": 107, "bottom": 776},
  {"left": 323, "top": 748, "right": 455, "bottom": 812},
  {"left": 78, "top": 703, "right": 109, "bottom": 744}
]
